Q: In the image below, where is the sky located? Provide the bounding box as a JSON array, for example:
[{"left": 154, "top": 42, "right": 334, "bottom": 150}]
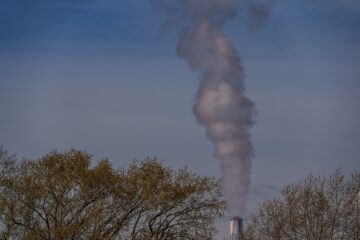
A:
[{"left": 0, "top": 0, "right": 359, "bottom": 238}]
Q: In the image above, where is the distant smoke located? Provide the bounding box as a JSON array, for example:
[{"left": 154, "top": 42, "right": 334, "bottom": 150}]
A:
[
  {"left": 248, "top": 0, "right": 275, "bottom": 27},
  {"left": 154, "top": 0, "right": 273, "bottom": 216}
]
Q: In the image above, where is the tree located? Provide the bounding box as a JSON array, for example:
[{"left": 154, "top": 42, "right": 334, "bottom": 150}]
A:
[
  {"left": 0, "top": 147, "right": 224, "bottom": 240},
  {"left": 244, "top": 170, "right": 360, "bottom": 240},
  {"left": 117, "top": 159, "right": 224, "bottom": 240}
]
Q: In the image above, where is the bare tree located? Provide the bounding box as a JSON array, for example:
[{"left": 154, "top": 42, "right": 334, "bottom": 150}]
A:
[
  {"left": 244, "top": 169, "right": 360, "bottom": 240},
  {"left": 0, "top": 148, "right": 224, "bottom": 240},
  {"left": 119, "top": 159, "right": 224, "bottom": 240}
]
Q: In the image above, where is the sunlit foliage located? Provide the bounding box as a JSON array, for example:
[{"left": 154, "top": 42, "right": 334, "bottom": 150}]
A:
[
  {"left": 0, "top": 147, "right": 224, "bottom": 240},
  {"left": 244, "top": 170, "right": 360, "bottom": 240}
]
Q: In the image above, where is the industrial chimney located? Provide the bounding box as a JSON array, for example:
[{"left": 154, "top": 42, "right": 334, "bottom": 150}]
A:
[{"left": 229, "top": 216, "right": 243, "bottom": 240}]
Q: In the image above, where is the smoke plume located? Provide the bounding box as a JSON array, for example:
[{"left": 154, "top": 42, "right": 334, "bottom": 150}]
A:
[
  {"left": 248, "top": 0, "right": 275, "bottom": 27},
  {"left": 155, "top": 0, "right": 272, "bottom": 216}
]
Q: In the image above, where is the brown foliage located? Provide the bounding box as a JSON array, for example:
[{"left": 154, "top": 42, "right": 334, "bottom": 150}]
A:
[
  {"left": 0, "top": 147, "right": 224, "bottom": 240},
  {"left": 244, "top": 170, "right": 360, "bottom": 240}
]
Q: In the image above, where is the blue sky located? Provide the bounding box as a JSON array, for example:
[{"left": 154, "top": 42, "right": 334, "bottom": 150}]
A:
[{"left": 0, "top": 0, "right": 359, "bottom": 237}]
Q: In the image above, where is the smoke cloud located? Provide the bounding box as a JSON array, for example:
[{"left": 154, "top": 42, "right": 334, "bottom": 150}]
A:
[
  {"left": 154, "top": 0, "right": 273, "bottom": 216},
  {"left": 248, "top": 0, "right": 275, "bottom": 27}
]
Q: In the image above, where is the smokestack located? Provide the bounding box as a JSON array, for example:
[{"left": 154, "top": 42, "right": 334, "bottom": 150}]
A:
[{"left": 229, "top": 216, "right": 243, "bottom": 240}]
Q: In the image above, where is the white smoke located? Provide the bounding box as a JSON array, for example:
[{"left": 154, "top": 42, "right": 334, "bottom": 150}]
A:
[{"left": 154, "top": 0, "right": 272, "bottom": 216}]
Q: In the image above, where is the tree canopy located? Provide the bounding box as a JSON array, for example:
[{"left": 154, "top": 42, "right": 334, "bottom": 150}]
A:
[
  {"left": 0, "top": 147, "right": 224, "bottom": 240},
  {"left": 244, "top": 170, "right": 360, "bottom": 240}
]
